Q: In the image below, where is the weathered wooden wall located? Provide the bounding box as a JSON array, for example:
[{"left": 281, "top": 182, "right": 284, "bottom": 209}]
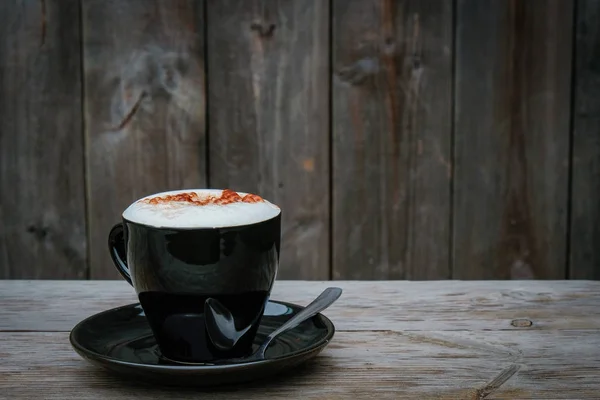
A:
[{"left": 0, "top": 0, "right": 597, "bottom": 281}]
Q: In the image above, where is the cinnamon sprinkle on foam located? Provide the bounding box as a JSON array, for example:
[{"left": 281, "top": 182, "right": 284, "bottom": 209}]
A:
[{"left": 140, "top": 189, "right": 264, "bottom": 207}]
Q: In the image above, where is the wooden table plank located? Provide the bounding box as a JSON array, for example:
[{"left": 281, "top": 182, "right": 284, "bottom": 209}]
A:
[
  {"left": 2, "top": 281, "right": 599, "bottom": 398},
  {"left": 206, "top": 0, "right": 330, "bottom": 280},
  {"left": 1, "top": 330, "right": 598, "bottom": 399},
  {"left": 82, "top": 0, "right": 207, "bottom": 279},
  {"left": 332, "top": 0, "right": 453, "bottom": 280},
  {"left": 2, "top": 281, "right": 600, "bottom": 332},
  {"left": 0, "top": 0, "right": 86, "bottom": 279}
]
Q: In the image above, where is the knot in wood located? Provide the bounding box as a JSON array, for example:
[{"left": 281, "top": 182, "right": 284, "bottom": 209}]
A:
[
  {"left": 26, "top": 225, "right": 49, "bottom": 240},
  {"left": 382, "top": 37, "right": 396, "bottom": 55},
  {"left": 250, "top": 22, "right": 276, "bottom": 38},
  {"left": 336, "top": 57, "right": 380, "bottom": 86},
  {"left": 411, "top": 55, "right": 422, "bottom": 70},
  {"left": 511, "top": 318, "right": 533, "bottom": 328}
]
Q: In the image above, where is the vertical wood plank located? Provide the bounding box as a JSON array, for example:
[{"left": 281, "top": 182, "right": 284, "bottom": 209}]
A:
[
  {"left": 0, "top": 0, "right": 86, "bottom": 278},
  {"left": 207, "top": 0, "right": 330, "bottom": 280},
  {"left": 332, "top": 0, "right": 453, "bottom": 280},
  {"left": 570, "top": 0, "right": 600, "bottom": 279},
  {"left": 453, "top": 0, "right": 573, "bottom": 279},
  {"left": 83, "top": 0, "right": 207, "bottom": 279}
]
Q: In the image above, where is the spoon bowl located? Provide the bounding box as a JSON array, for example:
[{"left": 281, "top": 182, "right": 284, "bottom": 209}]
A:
[{"left": 173, "top": 287, "right": 343, "bottom": 366}]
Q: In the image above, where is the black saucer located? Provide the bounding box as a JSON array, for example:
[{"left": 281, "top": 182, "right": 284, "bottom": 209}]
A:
[{"left": 70, "top": 300, "right": 335, "bottom": 386}]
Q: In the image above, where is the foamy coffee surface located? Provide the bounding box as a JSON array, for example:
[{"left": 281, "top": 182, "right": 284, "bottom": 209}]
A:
[{"left": 123, "top": 189, "right": 280, "bottom": 228}]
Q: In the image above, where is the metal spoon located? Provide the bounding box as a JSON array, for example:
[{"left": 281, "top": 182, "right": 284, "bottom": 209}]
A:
[{"left": 205, "top": 287, "right": 342, "bottom": 365}]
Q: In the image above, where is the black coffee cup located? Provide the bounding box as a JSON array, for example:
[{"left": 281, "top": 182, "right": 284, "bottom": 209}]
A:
[{"left": 108, "top": 189, "right": 281, "bottom": 363}]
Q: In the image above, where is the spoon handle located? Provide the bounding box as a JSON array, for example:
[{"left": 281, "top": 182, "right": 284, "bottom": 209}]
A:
[{"left": 258, "top": 287, "right": 343, "bottom": 355}]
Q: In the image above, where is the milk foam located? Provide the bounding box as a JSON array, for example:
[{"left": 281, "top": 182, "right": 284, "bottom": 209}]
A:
[{"left": 122, "top": 189, "right": 281, "bottom": 228}]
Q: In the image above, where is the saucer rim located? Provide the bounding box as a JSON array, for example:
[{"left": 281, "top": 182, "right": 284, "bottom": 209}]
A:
[{"left": 69, "top": 299, "right": 335, "bottom": 372}]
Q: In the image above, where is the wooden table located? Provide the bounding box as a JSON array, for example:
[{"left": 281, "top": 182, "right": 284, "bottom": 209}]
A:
[{"left": 1, "top": 280, "right": 599, "bottom": 399}]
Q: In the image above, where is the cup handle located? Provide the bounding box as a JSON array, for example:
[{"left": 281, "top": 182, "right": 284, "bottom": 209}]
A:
[{"left": 108, "top": 223, "right": 133, "bottom": 286}]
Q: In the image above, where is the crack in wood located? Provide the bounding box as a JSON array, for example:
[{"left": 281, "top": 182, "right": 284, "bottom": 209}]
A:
[
  {"left": 112, "top": 91, "right": 147, "bottom": 131},
  {"left": 474, "top": 363, "right": 521, "bottom": 399}
]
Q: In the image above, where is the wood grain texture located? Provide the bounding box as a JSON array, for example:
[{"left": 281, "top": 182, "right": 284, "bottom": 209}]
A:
[
  {"left": 4, "top": 281, "right": 600, "bottom": 332},
  {"left": 570, "top": 0, "right": 600, "bottom": 279},
  {"left": 1, "top": 330, "right": 599, "bottom": 399},
  {"left": 207, "top": 0, "right": 330, "bottom": 280},
  {"left": 2, "top": 281, "right": 600, "bottom": 398},
  {"left": 332, "top": 0, "right": 453, "bottom": 280},
  {"left": 0, "top": 0, "right": 86, "bottom": 279},
  {"left": 453, "top": 0, "right": 573, "bottom": 279},
  {"left": 83, "top": 0, "right": 207, "bottom": 279}
]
